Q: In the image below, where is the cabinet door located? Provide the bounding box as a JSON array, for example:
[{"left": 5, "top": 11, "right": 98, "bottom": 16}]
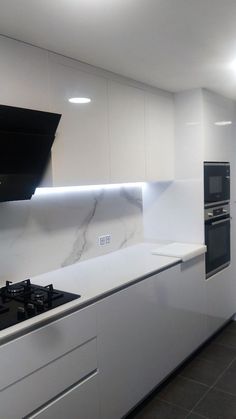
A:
[
  {"left": 203, "top": 89, "right": 234, "bottom": 163},
  {"left": 0, "top": 37, "right": 50, "bottom": 111},
  {"left": 108, "top": 80, "right": 145, "bottom": 183},
  {"left": 97, "top": 257, "right": 207, "bottom": 419},
  {"left": 27, "top": 374, "right": 99, "bottom": 419},
  {"left": 206, "top": 265, "right": 235, "bottom": 335},
  {"left": 49, "top": 57, "right": 110, "bottom": 186},
  {"left": 145, "top": 91, "right": 175, "bottom": 181}
]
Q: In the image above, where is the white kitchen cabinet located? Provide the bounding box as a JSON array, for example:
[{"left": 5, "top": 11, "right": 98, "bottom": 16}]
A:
[
  {"left": 206, "top": 266, "right": 235, "bottom": 336},
  {"left": 0, "top": 305, "right": 98, "bottom": 419},
  {"left": 97, "top": 256, "right": 207, "bottom": 419},
  {"left": 145, "top": 91, "right": 175, "bottom": 181},
  {"left": 108, "top": 80, "right": 146, "bottom": 183},
  {"left": 0, "top": 37, "right": 50, "bottom": 111},
  {"left": 203, "top": 90, "right": 235, "bottom": 163},
  {"left": 49, "top": 57, "right": 110, "bottom": 186},
  {"left": 25, "top": 374, "right": 99, "bottom": 419}
]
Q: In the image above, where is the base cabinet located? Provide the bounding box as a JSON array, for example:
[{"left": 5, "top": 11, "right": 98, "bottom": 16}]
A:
[
  {"left": 0, "top": 306, "right": 98, "bottom": 419},
  {"left": 97, "top": 256, "right": 207, "bottom": 419},
  {"left": 26, "top": 374, "right": 99, "bottom": 419},
  {"left": 206, "top": 265, "right": 235, "bottom": 335}
]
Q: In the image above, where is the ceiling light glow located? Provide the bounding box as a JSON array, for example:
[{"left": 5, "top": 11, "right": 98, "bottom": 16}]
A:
[
  {"left": 35, "top": 182, "right": 145, "bottom": 196},
  {"left": 214, "top": 121, "right": 232, "bottom": 126},
  {"left": 229, "top": 60, "right": 236, "bottom": 70},
  {"left": 68, "top": 97, "right": 91, "bottom": 104}
]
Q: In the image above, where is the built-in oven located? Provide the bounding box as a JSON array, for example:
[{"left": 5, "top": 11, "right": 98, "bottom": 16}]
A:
[
  {"left": 205, "top": 203, "right": 230, "bottom": 279},
  {"left": 204, "top": 162, "right": 230, "bottom": 207}
]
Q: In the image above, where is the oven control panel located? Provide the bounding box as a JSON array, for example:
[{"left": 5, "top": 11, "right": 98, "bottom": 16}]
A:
[{"left": 204, "top": 203, "right": 230, "bottom": 221}]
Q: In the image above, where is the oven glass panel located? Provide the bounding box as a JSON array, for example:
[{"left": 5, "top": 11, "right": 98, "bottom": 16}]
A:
[{"left": 205, "top": 218, "right": 230, "bottom": 278}]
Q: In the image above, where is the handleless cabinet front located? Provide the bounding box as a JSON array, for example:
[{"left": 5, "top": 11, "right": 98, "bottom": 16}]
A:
[
  {"left": 26, "top": 374, "right": 99, "bottom": 419},
  {"left": 97, "top": 257, "right": 206, "bottom": 419},
  {"left": 49, "top": 56, "right": 110, "bottom": 186},
  {"left": 108, "top": 80, "right": 146, "bottom": 183}
]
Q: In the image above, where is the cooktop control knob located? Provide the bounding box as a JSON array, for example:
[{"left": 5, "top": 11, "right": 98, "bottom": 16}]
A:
[
  {"left": 26, "top": 303, "right": 35, "bottom": 315},
  {"left": 17, "top": 307, "right": 26, "bottom": 320}
]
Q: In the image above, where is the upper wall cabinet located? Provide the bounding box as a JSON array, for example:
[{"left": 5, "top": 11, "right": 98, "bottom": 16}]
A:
[
  {"left": 203, "top": 90, "right": 235, "bottom": 163},
  {"left": 49, "top": 59, "right": 110, "bottom": 186},
  {"left": 0, "top": 37, "right": 50, "bottom": 111},
  {"left": 145, "top": 91, "right": 175, "bottom": 181},
  {"left": 108, "top": 80, "right": 146, "bottom": 183}
]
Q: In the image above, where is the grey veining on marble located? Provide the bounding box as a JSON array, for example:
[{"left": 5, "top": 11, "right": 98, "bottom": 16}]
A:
[
  {"left": 0, "top": 187, "right": 143, "bottom": 285},
  {"left": 61, "top": 192, "right": 103, "bottom": 267}
]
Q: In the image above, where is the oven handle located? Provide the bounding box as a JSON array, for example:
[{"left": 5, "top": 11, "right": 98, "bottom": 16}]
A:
[{"left": 211, "top": 218, "right": 230, "bottom": 226}]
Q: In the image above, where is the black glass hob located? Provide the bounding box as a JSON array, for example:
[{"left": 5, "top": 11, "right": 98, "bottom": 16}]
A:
[{"left": 0, "top": 279, "right": 80, "bottom": 331}]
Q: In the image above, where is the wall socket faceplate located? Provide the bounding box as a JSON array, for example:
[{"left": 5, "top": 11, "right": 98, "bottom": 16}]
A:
[{"left": 98, "top": 234, "right": 112, "bottom": 246}]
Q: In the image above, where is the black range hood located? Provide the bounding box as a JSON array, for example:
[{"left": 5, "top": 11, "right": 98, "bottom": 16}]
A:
[{"left": 0, "top": 105, "right": 61, "bottom": 202}]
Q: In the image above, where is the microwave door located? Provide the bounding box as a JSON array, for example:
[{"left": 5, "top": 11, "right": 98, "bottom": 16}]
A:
[{"left": 204, "top": 163, "right": 230, "bottom": 204}]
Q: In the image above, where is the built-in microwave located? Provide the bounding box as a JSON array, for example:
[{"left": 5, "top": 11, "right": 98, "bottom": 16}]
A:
[{"left": 204, "top": 162, "right": 230, "bottom": 207}]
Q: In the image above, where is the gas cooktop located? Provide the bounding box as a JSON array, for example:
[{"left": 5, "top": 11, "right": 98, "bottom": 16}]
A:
[{"left": 0, "top": 279, "right": 80, "bottom": 331}]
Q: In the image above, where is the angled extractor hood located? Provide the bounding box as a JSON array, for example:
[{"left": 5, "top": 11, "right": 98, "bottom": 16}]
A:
[{"left": 0, "top": 105, "right": 61, "bottom": 202}]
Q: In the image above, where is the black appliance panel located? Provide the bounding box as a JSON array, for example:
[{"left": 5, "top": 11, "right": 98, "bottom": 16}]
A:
[
  {"left": 204, "top": 162, "right": 230, "bottom": 205},
  {"left": 0, "top": 105, "right": 61, "bottom": 202},
  {"left": 205, "top": 207, "right": 230, "bottom": 279}
]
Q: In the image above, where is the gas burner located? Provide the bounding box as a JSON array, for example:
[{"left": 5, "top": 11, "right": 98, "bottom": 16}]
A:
[
  {"left": 0, "top": 279, "right": 80, "bottom": 331},
  {"left": 4, "top": 279, "right": 31, "bottom": 296},
  {"left": 7, "top": 283, "right": 25, "bottom": 295}
]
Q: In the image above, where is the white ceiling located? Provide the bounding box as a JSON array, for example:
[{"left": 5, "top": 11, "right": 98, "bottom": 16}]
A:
[{"left": 1, "top": 0, "right": 236, "bottom": 99}]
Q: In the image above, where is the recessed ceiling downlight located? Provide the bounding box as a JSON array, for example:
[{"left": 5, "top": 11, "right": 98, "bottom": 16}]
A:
[{"left": 68, "top": 97, "right": 91, "bottom": 104}]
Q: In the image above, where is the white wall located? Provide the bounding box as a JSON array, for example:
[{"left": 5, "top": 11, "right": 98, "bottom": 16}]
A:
[{"left": 142, "top": 180, "right": 204, "bottom": 244}]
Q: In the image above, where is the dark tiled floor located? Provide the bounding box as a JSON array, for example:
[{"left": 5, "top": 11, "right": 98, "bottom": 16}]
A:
[{"left": 126, "top": 321, "right": 236, "bottom": 419}]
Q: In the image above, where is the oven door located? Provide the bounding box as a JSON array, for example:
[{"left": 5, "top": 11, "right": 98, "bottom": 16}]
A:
[
  {"left": 205, "top": 216, "right": 230, "bottom": 279},
  {"left": 204, "top": 162, "right": 230, "bottom": 205}
]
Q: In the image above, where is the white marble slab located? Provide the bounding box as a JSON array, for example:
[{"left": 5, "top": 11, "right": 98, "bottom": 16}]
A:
[{"left": 0, "top": 186, "right": 143, "bottom": 286}]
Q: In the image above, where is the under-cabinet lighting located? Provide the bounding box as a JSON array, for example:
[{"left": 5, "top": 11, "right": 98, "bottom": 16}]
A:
[
  {"left": 214, "top": 121, "right": 232, "bottom": 126},
  {"left": 35, "top": 182, "right": 145, "bottom": 195},
  {"left": 68, "top": 97, "right": 91, "bottom": 104}
]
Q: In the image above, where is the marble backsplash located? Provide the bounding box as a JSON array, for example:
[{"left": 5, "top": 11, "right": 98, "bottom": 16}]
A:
[{"left": 0, "top": 187, "right": 143, "bottom": 285}]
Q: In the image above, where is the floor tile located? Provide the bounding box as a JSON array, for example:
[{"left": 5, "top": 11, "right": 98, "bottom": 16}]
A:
[
  {"left": 180, "top": 356, "right": 226, "bottom": 386},
  {"left": 214, "top": 330, "right": 236, "bottom": 348},
  {"left": 223, "top": 321, "right": 236, "bottom": 334},
  {"left": 215, "top": 359, "right": 236, "bottom": 395},
  {"left": 129, "top": 399, "right": 188, "bottom": 419},
  {"left": 194, "top": 388, "right": 236, "bottom": 418},
  {"left": 157, "top": 376, "right": 208, "bottom": 410},
  {"left": 197, "top": 342, "right": 236, "bottom": 367}
]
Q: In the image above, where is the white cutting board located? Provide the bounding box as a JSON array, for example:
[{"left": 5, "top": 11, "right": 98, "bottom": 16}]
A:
[{"left": 151, "top": 242, "right": 207, "bottom": 262}]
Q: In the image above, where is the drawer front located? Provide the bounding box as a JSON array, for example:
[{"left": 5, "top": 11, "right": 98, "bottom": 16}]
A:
[
  {"left": 0, "top": 304, "right": 97, "bottom": 390},
  {"left": 0, "top": 338, "right": 97, "bottom": 419},
  {"left": 26, "top": 374, "right": 99, "bottom": 419}
]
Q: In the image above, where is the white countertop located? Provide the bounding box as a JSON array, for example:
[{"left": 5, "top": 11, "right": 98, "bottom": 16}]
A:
[
  {"left": 151, "top": 242, "right": 207, "bottom": 262},
  {"left": 0, "top": 241, "right": 205, "bottom": 342}
]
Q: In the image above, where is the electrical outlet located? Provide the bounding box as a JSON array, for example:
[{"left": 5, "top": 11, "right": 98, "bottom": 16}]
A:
[{"left": 98, "top": 234, "right": 111, "bottom": 246}]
